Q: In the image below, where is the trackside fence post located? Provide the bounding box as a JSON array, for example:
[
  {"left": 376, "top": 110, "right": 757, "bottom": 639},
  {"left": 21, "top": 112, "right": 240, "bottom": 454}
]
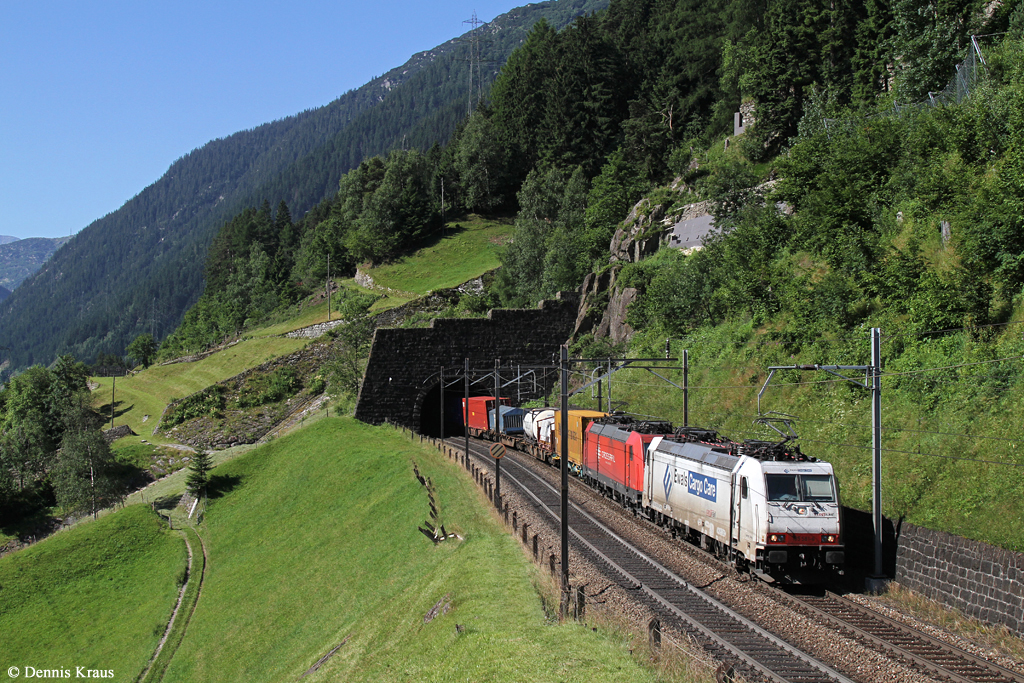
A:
[{"left": 649, "top": 618, "right": 661, "bottom": 652}]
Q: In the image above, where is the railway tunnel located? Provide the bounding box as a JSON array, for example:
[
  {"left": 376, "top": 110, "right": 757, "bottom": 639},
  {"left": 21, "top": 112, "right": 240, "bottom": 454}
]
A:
[{"left": 354, "top": 294, "right": 578, "bottom": 434}]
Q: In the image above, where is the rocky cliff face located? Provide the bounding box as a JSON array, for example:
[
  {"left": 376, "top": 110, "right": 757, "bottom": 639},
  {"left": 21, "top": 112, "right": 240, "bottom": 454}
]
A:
[{"left": 572, "top": 179, "right": 712, "bottom": 346}]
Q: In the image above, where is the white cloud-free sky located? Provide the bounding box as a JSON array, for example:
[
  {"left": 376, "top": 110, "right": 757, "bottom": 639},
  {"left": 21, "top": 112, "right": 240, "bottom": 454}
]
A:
[{"left": 0, "top": 1, "right": 516, "bottom": 240}]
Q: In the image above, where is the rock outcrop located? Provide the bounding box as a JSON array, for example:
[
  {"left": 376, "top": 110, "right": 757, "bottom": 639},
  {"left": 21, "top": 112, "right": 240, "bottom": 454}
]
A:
[{"left": 575, "top": 179, "right": 713, "bottom": 346}]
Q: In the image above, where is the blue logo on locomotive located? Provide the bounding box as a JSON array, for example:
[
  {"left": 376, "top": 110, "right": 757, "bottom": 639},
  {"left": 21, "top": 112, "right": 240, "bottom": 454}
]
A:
[
  {"left": 686, "top": 471, "right": 717, "bottom": 502},
  {"left": 663, "top": 466, "right": 673, "bottom": 497}
]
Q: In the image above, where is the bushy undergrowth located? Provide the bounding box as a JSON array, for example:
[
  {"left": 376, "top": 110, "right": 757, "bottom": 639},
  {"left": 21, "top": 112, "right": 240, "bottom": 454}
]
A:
[
  {"left": 233, "top": 367, "right": 300, "bottom": 409},
  {"left": 163, "top": 385, "right": 227, "bottom": 428}
]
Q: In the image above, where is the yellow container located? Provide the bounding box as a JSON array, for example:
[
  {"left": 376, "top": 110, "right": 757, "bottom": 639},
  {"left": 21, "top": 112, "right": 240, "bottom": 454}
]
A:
[{"left": 553, "top": 410, "right": 607, "bottom": 466}]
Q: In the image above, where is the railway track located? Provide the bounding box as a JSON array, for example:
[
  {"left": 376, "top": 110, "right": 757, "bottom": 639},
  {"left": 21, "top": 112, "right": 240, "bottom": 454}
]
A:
[
  {"left": 450, "top": 437, "right": 855, "bottom": 683},
  {"left": 446, "top": 434, "right": 1024, "bottom": 683},
  {"left": 779, "top": 591, "right": 1024, "bottom": 683}
]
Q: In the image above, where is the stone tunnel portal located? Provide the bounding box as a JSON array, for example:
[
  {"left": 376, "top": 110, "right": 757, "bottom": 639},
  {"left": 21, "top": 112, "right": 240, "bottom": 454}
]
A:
[{"left": 355, "top": 295, "right": 579, "bottom": 431}]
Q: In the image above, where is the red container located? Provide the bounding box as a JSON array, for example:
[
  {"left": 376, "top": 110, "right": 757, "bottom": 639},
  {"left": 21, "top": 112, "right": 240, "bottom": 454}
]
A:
[{"left": 462, "top": 396, "right": 511, "bottom": 431}]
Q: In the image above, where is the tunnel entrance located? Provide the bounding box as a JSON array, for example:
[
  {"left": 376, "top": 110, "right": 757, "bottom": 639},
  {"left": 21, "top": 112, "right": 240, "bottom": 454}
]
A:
[
  {"left": 354, "top": 294, "right": 579, "bottom": 429},
  {"left": 418, "top": 383, "right": 480, "bottom": 438}
]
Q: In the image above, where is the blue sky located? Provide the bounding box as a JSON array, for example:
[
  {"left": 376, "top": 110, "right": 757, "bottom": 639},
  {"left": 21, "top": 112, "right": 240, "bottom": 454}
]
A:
[{"left": 0, "top": 1, "right": 517, "bottom": 241}]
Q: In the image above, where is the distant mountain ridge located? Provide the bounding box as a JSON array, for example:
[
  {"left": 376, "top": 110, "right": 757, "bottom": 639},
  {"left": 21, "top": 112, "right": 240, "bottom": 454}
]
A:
[
  {"left": 0, "top": 0, "right": 607, "bottom": 372},
  {"left": 0, "top": 236, "right": 18, "bottom": 245},
  {"left": 0, "top": 237, "right": 71, "bottom": 290}
]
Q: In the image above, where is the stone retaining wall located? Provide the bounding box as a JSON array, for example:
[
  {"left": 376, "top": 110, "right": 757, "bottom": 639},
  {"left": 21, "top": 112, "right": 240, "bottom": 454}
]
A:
[
  {"left": 285, "top": 319, "right": 347, "bottom": 339},
  {"left": 894, "top": 521, "right": 1024, "bottom": 637}
]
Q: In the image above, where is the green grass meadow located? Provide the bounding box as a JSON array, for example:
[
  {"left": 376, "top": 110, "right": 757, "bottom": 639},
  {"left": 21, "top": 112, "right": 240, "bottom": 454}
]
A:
[
  {"left": 92, "top": 335, "right": 308, "bottom": 446},
  {"left": 366, "top": 215, "right": 510, "bottom": 297},
  {"left": 160, "top": 417, "right": 657, "bottom": 682},
  {"left": 0, "top": 505, "right": 185, "bottom": 677}
]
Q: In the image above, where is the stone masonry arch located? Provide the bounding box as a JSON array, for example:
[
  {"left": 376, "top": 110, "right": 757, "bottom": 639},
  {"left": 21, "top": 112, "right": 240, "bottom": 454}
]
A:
[{"left": 354, "top": 295, "right": 578, "bottom": 431}]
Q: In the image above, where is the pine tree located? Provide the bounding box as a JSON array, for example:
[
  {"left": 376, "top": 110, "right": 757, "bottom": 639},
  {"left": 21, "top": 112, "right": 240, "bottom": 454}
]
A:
[{"left": 186, "top": 450, "right": 213, "bottom": 495}]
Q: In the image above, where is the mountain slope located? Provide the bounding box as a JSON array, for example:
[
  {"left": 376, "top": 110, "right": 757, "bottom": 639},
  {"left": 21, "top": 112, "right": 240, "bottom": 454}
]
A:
[
  {"left": 0, "top": 236, "right": 71, "bottom": 290},
  {"left": 0, "top": 0, "right": 607, "bottom": 373}
]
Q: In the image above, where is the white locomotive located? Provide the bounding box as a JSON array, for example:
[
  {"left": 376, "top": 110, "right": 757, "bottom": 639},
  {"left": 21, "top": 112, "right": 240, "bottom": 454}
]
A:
[{"left": 644, "top": 429, "right": 844, "bottom": 580}]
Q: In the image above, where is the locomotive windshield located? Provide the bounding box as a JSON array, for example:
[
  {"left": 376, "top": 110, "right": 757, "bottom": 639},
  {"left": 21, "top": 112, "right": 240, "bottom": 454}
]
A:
[
  {"left": 801, "top": 474, "right": 835, "bottom": 502},
  {"left": 765, "top": 473, "right": 835, "bottom": 502}
]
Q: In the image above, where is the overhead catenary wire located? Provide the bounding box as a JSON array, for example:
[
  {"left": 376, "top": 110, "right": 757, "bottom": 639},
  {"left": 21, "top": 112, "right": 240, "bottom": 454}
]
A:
[
  {"left": 729, "top": 427, "right": 1024, "bottom": 469},
  {"left": 876, "top": 319, "right": 1024, "bottom": 341},
  {"left": 758, "top": 413, "right": 1024, "bottom": 445},
  {"left": 566, "top": 351, "right": 1022, "bottom": 391},
  {"left": 879, "top": 354, "right": 1024, "bottom": 377},
  {"left": 796, "top": 437, "right": 1024, "bottom": 469}
]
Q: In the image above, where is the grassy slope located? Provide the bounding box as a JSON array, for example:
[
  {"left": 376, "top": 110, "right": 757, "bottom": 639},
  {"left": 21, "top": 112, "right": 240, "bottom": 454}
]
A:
[
  {"left": 92, "top": 215, "right": 509, "bottom": 443},
  {"left": 365, "top": 215, "right": 510, "bottom": 298},
  {"left": 163, "top": 418, "right": 657, "bottom": 682},
  {"left": 0, "top": 505, "right": 184, "bottom": 675},
  {"left": 254, "top": 293, "right": 361, "bottom": 336},
  {"left": 93, "top": 336, "right": 307, "bottom": 446}
]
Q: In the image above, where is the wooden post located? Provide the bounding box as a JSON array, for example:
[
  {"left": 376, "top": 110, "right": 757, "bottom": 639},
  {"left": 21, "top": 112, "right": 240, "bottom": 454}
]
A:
[{"left": 648, "top": 618, "right": 661, "bottom": 651}]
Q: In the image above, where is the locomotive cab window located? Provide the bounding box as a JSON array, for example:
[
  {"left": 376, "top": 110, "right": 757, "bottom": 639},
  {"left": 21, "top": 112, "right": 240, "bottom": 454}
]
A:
[
  {"left": 740, "top": 476, "right": 748, "bottom": 499},
  {"left": 801, "top": 474, "right": 835, "bottom": 502},
  {"left": 766, "top": 474, "right": 836, "bottom": 502},
  {"left": 766, "top": 474, "right": 800, "bottom": 501}
]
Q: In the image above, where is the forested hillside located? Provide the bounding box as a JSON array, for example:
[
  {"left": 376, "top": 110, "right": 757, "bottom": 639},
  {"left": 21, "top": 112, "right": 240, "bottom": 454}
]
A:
[
  {"left": 0, "top": 237, "right": 70, "bottom": 291},
  {"left": 0, "top": 0, "right": 606, "bottom": 375},
  {"left": 163, "top": 0, "right": 1022, "bottom": 363}
]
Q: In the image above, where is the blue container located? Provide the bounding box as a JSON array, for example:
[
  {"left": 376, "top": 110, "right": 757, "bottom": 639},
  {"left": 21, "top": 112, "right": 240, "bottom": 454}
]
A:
[{"left": 489, "top": 406, "right": 526, "bottom": 435}]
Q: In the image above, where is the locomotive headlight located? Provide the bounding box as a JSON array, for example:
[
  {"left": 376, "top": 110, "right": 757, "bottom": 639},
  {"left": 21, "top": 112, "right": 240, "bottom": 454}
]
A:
[
  {"left": 820, "top": 534, "right": 837, "bottom": 543},
  {"left": 769, "top": 533, "right": 786, "bottom": 543}
]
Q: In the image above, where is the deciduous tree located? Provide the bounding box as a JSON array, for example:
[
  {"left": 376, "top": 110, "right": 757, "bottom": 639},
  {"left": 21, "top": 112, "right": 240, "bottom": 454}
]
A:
[{"left": 126, "top": 334, "right": 157, "bottom": 368}]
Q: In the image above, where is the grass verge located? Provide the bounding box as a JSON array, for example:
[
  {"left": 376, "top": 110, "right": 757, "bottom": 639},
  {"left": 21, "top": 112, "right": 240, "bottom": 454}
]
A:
[
  {"left": 871, "top": 583, "right": 1024, "bottom": 662},
  {"left": 0, "top": 505, "right": 184, "bottom": 677}
]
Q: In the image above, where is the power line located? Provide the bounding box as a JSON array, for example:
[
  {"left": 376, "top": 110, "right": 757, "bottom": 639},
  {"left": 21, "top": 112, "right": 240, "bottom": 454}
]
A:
[
  {"left": 764, "top": 414, "right": 1024, "bottom": 445},
  {"left": 463, "top": 11, "right": 485, "bottom": 114},
  {"left": 881, "top": 354, "right": 1023, "bottom": 378},
  {"left": 726, "top": 425, "right": 1024, "bottom": 469}
]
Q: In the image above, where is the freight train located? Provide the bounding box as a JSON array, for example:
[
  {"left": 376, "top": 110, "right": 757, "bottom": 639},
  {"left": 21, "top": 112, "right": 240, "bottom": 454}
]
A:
[{"left": 460, "top": 400, "right": 844, "bottom": 581}]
